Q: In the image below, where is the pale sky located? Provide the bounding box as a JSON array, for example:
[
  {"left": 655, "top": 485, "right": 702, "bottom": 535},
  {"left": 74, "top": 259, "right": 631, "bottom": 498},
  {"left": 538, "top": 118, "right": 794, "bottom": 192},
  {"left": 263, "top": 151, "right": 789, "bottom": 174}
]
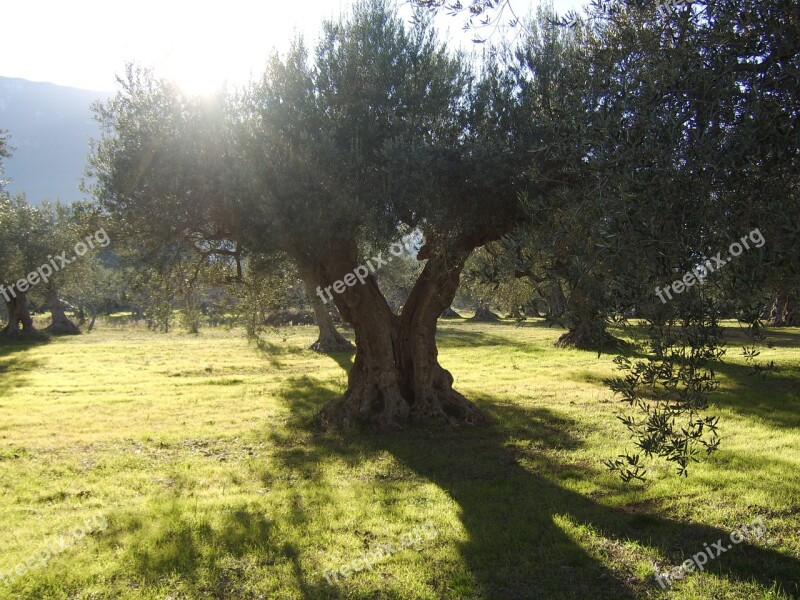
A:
[{"left": 2, "top": 0, "right": 584, "bottom": 93}]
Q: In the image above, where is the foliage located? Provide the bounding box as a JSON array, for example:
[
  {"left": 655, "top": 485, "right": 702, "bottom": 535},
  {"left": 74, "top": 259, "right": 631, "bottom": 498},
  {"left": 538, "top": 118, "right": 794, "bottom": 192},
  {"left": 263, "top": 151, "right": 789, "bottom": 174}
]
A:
[
  {"left": 568, "top": 0, "right": 798, "bottom": 476},
  {"left": 0, "top": 130, "right": 10, "bottom": 191},
  {"left": 0, "top": 195, "right": 54, "bottom": 293},
  {"left": 410, "top": 0, "right": 532, "bottom": 43},
  {"left": 605, "top": 299, "right": 725, "bottom": 481},
  {"left": 226, "top": 254, "right": 299, "bottom": 341},
  {"left": 459, "top": 245, "right": 537, "bottom": 316}
]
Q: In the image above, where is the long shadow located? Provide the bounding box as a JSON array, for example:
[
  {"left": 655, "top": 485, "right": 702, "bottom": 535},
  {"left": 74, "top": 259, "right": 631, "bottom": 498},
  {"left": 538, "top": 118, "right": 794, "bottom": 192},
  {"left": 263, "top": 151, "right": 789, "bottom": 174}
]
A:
[
  {"left": 696, "top": 325, "right": 800, "bottom": 429},
  {"left": 571, "top": 323, "right": 800, "bottom": 429},
  {"left": 252, "top": 333, "right": 354, "bottom": 370},
  {"left": 272, "top": 376, "right": 800, "bottom": 599},
  {"left": 711, "top": 358, "right": 800, "bottom": 429},
  {"left": 382, "top": 403, "right": 800, "bottom": 598},
  {"left": 0, "top": 337, "right": 47, "bottom": 399},
  {"left": 725, "top": 325, "right": 800, "bottom": 349},
  {"left": 95, "top": 502, "right": 277, "bottom": 598},
  {"left": 250, "top": 336, "right": 286, "bottom": 368},
  {"left": 323, "top": 349, "right": 354, "bottom": 372},
  {"left": 435, "top": 326, "right": 540, "bottom": 351}
]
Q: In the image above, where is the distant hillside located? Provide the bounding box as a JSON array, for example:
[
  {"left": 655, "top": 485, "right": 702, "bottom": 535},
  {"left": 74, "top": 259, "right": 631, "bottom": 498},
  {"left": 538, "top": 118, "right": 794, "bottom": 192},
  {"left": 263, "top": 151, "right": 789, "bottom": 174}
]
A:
[{"left": 0, "top": 77, "right": 111, "bottom": 203}]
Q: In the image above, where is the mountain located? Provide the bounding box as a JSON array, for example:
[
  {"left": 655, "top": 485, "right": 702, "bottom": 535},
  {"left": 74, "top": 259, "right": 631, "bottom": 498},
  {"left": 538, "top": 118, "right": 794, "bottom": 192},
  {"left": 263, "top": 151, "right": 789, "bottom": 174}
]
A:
[{"left": 0, "top": 77, "right": 112, "bottom": 203}]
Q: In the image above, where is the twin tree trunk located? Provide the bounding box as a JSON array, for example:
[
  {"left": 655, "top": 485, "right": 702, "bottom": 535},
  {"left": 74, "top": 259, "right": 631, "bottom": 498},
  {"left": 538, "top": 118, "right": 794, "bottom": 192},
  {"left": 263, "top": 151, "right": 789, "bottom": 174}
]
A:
[
  {"left": 311, "top": 249, "right": 482, "bottom": 430},
  {"left": 1, "top": 291, "right": 35, "bottom": 338}
]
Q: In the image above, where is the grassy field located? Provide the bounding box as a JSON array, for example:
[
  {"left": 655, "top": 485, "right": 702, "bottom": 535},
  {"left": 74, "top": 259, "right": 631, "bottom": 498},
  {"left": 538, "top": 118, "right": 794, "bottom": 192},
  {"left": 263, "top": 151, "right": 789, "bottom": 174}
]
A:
[{"left": 0, "top": 317, "right": 798, "bottom": 599}]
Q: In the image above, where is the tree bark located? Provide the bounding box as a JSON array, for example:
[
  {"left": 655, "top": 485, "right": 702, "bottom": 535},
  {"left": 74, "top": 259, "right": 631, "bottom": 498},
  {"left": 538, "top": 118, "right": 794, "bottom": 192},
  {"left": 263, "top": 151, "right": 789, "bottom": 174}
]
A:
[
  {"left": 44, "top": 288, "right": 81, "bottom": 335},
  {"left": 314, "top": 249, "right": 482, "bottom": 430},
  {"left": 545, "top": 279, "right": 567, "bottom": 320},
  {"left": 471, "top": 305, "right": 500, "bottom": 321},
  {"left": 1, "top": 291, "right": 36, "bottom": 338},
  {"left": 301, "top": 275, "right": 354, "bottom": 353},
  {"left": 767, "top": 292, "right": 800, "bottom": 327},
  {"left": 88, "top": 308, "right": 98, "bottom": 332},
  {"left": 524, "top": 302, "right": 543, "bottom": 318},
  {"left": 555, "top": 320, "right": 617, "bottom": 349},
  {"left": 555, "top": 275, "right": 618, "bottom": 350}
]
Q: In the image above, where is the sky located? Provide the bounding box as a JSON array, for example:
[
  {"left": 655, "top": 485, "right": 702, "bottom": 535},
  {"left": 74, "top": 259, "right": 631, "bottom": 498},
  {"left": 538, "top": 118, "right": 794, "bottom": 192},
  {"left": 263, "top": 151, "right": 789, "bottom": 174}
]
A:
[{"left": 2, "top": 0, "right": 585, "bottom": 93}]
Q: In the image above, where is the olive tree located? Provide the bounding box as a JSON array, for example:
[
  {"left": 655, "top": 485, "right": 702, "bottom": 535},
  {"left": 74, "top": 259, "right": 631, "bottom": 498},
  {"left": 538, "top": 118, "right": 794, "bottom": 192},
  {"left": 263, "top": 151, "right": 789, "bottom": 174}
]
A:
[
  {"left": 89, "top": 1, "right": 549, "bottom": 428},
  {"left": 0, "top": 195, "right": 51, "bottom": 337}
]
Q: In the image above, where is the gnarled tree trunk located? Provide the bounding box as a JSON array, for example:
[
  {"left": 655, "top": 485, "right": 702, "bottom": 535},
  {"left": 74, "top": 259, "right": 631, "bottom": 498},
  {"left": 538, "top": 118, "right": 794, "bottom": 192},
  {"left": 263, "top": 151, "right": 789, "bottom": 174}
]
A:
[
  {"left": 1, "top": 291, "right": 36, "bottom": 338},
  {"left": 44, "top": 288, "right": 80, "bottom": 335},
  {"left": 314, "top": 249, "right": 482, "bottom": 430},
  {"left": 441, "top": 306, "right": 462, "bottom": 319},
  {"left": 767, "top": 292, "right": 800, "bottom": 327},
  {"left": 545, "top": 279, "right": 567, "bottom": 320},
  {"left": 301, "top": 275, "right": 354, "bottom": 353},
  {"left": 523, "top": 301, "right": 543, "bottom": 318},
  {"left": 471, "top": 305, "right": 500, "bottom": 321},
  {"left": 555, "top": 275, "right": 618, "bottom": 350}
]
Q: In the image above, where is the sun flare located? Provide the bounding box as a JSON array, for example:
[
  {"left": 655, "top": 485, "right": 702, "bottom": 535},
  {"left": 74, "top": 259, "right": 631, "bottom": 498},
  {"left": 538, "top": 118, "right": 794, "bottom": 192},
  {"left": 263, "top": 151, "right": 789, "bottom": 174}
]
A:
[
  {"left": 162, "top": 50, "right": 232, "bottom": 96},
  {"left": 146, "top": 5, "right": 275, "bottom": 96}
]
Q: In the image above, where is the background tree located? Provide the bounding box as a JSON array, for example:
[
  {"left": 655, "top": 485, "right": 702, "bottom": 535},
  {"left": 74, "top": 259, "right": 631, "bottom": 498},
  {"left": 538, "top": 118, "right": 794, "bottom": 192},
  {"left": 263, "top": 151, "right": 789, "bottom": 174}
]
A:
[
  {"left": 0, "top": 134, "right": 15, "bottom": 331},
  {"left": 0, "top": 195, "right": 50, "bottom": 338},
  {"left": 64, "top": 258, "right": 121, "bottom": 331},
  {"left": 37, "top": 202, "right": 87, "bottom": 335},
  {"left": 555, "top": 0, "right": 798, "bottom": 477},
  {"left": 767, "top": 287, "right": 800, "bottom": 327}
]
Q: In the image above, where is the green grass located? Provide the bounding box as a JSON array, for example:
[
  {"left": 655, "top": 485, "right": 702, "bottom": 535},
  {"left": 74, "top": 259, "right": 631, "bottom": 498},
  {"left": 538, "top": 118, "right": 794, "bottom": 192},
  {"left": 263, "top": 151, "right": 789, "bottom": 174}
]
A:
[{"left": 0, "top": 318, "right": 798, "bottom": 599}]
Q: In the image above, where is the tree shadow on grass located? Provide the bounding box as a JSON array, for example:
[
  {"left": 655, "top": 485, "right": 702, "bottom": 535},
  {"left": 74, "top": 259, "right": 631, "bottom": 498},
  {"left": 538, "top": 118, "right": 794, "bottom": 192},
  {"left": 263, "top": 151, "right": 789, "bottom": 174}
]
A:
[
  {"left": 435, "top": 326, "right": 538, "bottom": 351},
  {"left": 711, "top": 359, "right": 800, "bottom": 429},
  {"left": 570, "top": 323, "right": 800, "bottom": 429},
  {"left": 726, "top": 325, "right": 800, "bottom": 349},
  {"left": 270, "top": 375, "right": 800, "bottom": 599},
  {"left": 250, "top": 336, "right": 286, "bottom": 368},
  {"left": 0, "top": 337, "right": 46, "bottom": 399},
  {"left": 704, "top": 325, "right": 800, "bottom": 429},
  {"left": 322, "top": 349, "right": 355, "bottom": 373},
  {"left": 7, "top": 499, "right": 285, "bottom": 599},
  {"left": 385, "top": 402, "right": 800, "bottom": 598},
  {"left": 84, "top": 501, "right": 279, "bottom": 598}
]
